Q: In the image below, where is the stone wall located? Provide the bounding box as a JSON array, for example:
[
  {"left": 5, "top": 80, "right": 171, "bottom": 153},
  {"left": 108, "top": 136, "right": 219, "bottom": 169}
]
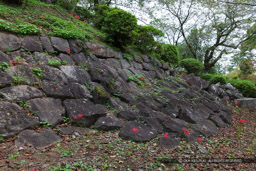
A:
[{"left": 0, "top": 32, "right": 242, "bottom": 148}]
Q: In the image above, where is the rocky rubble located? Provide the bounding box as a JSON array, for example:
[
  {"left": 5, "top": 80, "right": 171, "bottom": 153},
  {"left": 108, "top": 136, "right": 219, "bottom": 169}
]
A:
[{"left": 0, "top": 32, "right": 243, "bottom": 149}]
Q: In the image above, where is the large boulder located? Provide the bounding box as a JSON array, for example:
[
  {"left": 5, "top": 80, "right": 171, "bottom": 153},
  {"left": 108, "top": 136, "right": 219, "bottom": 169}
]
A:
[
  {"left": 0, "top": 33, "right": 21, "bottom": 51},
  {"left": 86, "top": 42, "right": 115, "bottom": 58},
  {"left": 162, "top": 118, "right": 189, "bottom": 136},
  {"left": 0, "top": 102, "right": 39, "bottom": 137},
  {"left": 235, "top": 98, "right": 256, "bottom": 109},
  {"left": 191, "top": 120, "right": 220, "bottom": 137},
  {"left": 119, "top": 121, "right": 158, "bottom": 142},
  {"left": 95, "top": 117, "right": 122, "bottom": 131},
  {"left": 51, "top": 37, "right": 70, "bottom": 53},
  {"left": 28, "top": 98, "right": 65, "bottom": 126},
  {"left": 63, "top": 99, "right": 107, "bottom": 127},
  {"left": 15, "top": 128, "right": 61, "bottom": 148},
  {"left": 0, "top": 70, "right": 12, "bottom": 88},
  {"left": 22, "top": 36, "right": 43, "bottom": 52},
  {"left": 40, "top": 36, "right": 55, "bottom": 53},
  {"left": 0, "top": 85, "right": 43, "bottom": 101}
]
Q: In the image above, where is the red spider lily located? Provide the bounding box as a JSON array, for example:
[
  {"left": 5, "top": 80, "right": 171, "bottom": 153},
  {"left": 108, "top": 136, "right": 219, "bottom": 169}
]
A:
[
  {"left": 235, "top": 100, "right": 240, "bottom": 105},
  {"left": 230, "top": 96, "right": 233, "bottom": 99},
  {"left": 132, "top": 128, "right": 139, "bottom": 133},
  {"left": 182, "top": 128, "right": 188, "bottom": 132},
  {"left": 73, "top": 116, "right": 78, "bottom": 120},
  {"left": 84, "top": 19, "right": 88, "bottom": 22},
  {"left": 197, "top": 137, "right": 202, "bottom": 142},
  {"left": 139, "top": 77, "right": 145, "bottom": 81},
  {"left": 30, "top": 169, "right": 36, "bottom": 171},
  {"left": 77, "top": 113, "right": 83, "bottom": 119},
  {"left": 239, "top": 120, "right": 246, "bottom": 123},
  {"left": 182, "top": 128, "right": 190, "bottom": 135},
  {"left": 164, "top": 133, "right": 168, "bottom": 139},
  {"left": 75, "top": 16, "right": 81, "bottom": 19},
  {"left": 66, "top": 49, "right": 71, "bottom": 53},
  {"left": 69, "top": 14, "right": 73, "bottom": 16},
  {"left": 181, "top": 72, "right": 187, "bottom": 75},
  {"left": 41, "top": 16, "right": 45, "bottom": 18}
]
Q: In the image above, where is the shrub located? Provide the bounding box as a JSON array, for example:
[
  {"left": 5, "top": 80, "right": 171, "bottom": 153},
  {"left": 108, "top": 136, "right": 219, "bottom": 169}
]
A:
[
  {"left": 133, "top": 25, "right": 164, "bottom": 53},
  {"left": 51, "top": 0, "right": 79, "bottom": 10},
  {"left": 154, "top": 43, "right": 179, "bottom": 66},
  {"left": 228, "top": 79, "right": 256, "bottom": 98},
  {"left": 74, "top": 6, "right": 94, "bottom": 21},
  {"left": 200, "top": 74, "right": 214, "bottom": 81},
  {"left": 209, "top": 75, "right": 227, "bottom": 84},
  {"left": 95, "top": 5, "right": 137, "bottom": 49},
  {"left": 180, "top": 58, "right": 204, "bottom": 75}
]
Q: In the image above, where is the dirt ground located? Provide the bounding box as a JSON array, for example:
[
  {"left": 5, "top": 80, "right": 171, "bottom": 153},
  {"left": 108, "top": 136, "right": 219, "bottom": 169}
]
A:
[{"left": 0, "top": 106, "right": 255, "bottom": 171}]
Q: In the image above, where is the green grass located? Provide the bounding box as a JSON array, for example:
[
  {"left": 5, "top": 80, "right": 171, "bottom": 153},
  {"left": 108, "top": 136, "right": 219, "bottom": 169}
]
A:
[{"left": 0, "top": 0, "right": 105, "bottom": 41}]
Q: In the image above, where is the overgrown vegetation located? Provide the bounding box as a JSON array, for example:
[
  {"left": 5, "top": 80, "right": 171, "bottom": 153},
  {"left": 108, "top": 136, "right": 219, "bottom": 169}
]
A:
[{"left": 180, "top": 58, "right": 204, "bottom": 75}]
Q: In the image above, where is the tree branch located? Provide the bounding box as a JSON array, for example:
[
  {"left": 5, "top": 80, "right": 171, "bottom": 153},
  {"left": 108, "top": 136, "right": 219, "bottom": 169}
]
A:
[{"left": 216, "top": 0, "right": 256, "bottom": 6}]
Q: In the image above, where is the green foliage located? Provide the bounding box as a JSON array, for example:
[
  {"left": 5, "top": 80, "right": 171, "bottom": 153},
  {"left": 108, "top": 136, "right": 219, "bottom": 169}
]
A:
[
  {"left": 95, "top": 5, "right": 137, "bottom": 49},
  {"left": 74, "top": 6, "right": 94, "bottom": 20},
  {"left": 122, "top": 54, "right": 132, "bottom": 61},
  {"left": 0, "top": 19, "right": 41, "bottom": 35},
  {"left": 128, "top": 74, "right": 144, "bottom": 87},
  {"left": 54, "top": 0, "right": 79, "bottom": 11},
  {"left": 32, "top": 67, "right": 43, "bottom": 79},
  {"left": 228, "top": 79, "right": 256, "bottom": 98},
  {"left": 17, "top": 100, "right": 29, "bottom": 109},
  {"left": 0, "top": 62, "right": 10, "bottom": 71},
  {"left": 12, "top": 74, "right": 30, "bottom": 85},
  {"left": 155, "top": 43, "right": 179, "bottom": 66},
  {"left": 48, "top": 59, "right": 66, "bottom": 67},
  {"left": 40, "top": 121, "right": 52, "bottom": 127},
  {"left": 210, "top": 75, "right": 227, "bottom": 84},
  {"left": 200, "top": 74, "right": 214, "bottom": 81},
  {"left": 133, "top": 25, "right": 164, "bottom": 53},
  {"left": 180, "top": 58, "right": 204, "bottom": 75},
  {"left": 0, "top": 134, "right": 6, "bottom": 142}
]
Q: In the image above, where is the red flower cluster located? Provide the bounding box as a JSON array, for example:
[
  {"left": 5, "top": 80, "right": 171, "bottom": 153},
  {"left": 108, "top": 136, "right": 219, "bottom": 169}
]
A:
[
  {"left": 75, "top": 16, "right": 81, "bottom": 19},
  {"left": 235, "top": 100, "right": 240, "bottom": 105},
  {"left": 239, "top": 120, "right": 246, "bottom": 123},
  {"left": 197, "top": 137, "right": 202, "bottom": 142},
  {"left": 182, "top": 128, "right": 190, "bottom": 135},
  {"left": 181, "top": 72, "right": 187, "bottom": 75},
  {"left": 230, "top": 96, "right": 233, "bottom": 99},
  {"left": 164, "top": 133, "right": 168, "bottom": 139},
  {"left": 139, "top": 77, "right": 145, "bottom": 81},
  {"left": 132, "top": 128, "right": 139, "bottom": 133},
  {"left": 41, "top": 16, "right": 45, "bottom": 18},
  {"left": 84, "top": 19, "right": 88, "bottom": 22},
  {"left": 69, "top": 14, "right": 73, "bottom": 16},
  {"left": 66, "top": 49, "right": 71, "bottom": 53},
  {"left": 73, "top": 113, "right": 83, "bottom": 120}
]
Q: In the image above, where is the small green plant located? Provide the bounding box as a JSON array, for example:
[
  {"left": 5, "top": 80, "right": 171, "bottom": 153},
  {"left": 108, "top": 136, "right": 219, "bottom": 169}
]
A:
[
  {"left": 48, "top": 59, "right": 62, "bottom": 67},
  {"left": 17, "top": 101, "right": 29, "bottom": 109},
  {"left": 123, "top": 54, "right": 132, "bottom": 61},
  {"left": 8, "top": 152, "right": 19, "bottom": 159},
  {"left": 12, "top": 75, "right": 30, "bottom": 85},
  {"left": 32, "top": 67, "right": 43, "bottom": 79},
  {"left": 0, "top": 134, "right": 7, "bottom": 142},
  {"left": 0, "top": 62, "right": 10, "bottom": 71},
  {"left": 40, "top": 121, "right": 52, "bottom": 127},
  {"left": 60, "top": 150, "right": 74, "bottom": 157},
  {"left": 128, "top": 74, "right": 144, "bottom": 87}
]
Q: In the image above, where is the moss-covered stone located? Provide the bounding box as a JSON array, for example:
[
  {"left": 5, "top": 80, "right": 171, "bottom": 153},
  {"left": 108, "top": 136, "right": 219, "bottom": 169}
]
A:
[{"left": 92, "top": 86, "right": 110, "bottom": 104}]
